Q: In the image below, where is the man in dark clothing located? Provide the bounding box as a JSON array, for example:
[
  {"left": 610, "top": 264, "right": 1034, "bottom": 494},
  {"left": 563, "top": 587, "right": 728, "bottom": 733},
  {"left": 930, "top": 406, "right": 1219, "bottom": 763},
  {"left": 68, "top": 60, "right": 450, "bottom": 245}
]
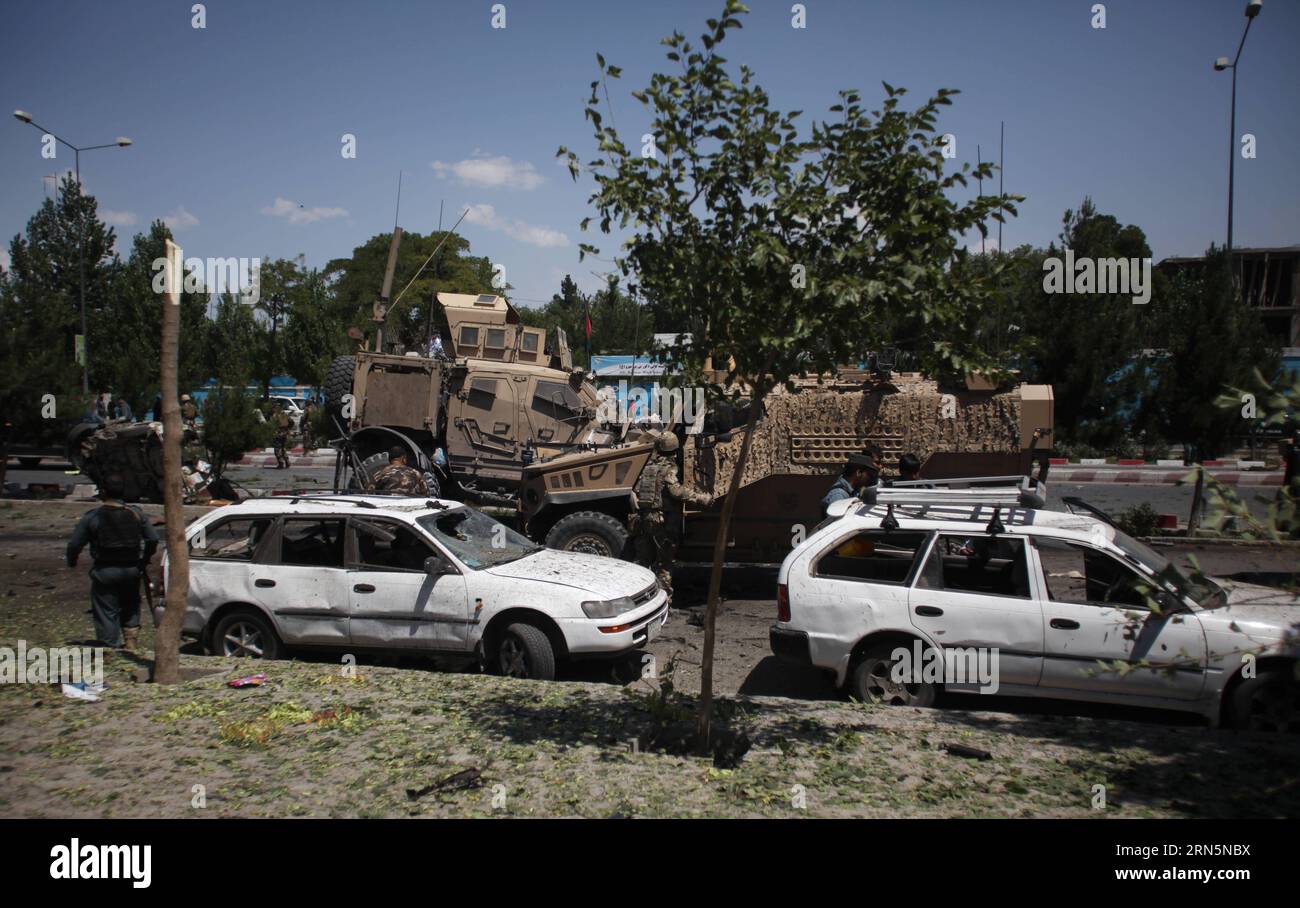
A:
[
  {"left": 821, "top": 453, "right": 878, "bottom": 516},
  {"left": 66, "top": 473, "right": 159, "bottom": 650},
  {"left": 898, "top": 453, "right": 922, "bottom": 482}
]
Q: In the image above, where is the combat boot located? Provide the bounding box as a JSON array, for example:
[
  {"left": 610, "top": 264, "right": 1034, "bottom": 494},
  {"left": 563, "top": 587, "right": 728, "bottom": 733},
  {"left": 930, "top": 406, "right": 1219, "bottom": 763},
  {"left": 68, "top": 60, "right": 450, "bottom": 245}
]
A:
[{"left": 122, "top": 627, "right": 139, "bottom": 653}]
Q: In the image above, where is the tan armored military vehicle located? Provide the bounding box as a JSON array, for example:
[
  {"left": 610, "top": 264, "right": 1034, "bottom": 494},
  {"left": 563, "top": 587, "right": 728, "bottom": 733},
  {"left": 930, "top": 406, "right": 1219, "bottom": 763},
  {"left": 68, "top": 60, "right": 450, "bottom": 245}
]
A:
[
  {"left": 325, "top": 292, "right": 624, "bottom": 504},
  {"left": 518, "top": 370, "right": 1053, "bottom": 563},
  {"left": 329, "top": 296, "right": 1053, "bottom": 565}
]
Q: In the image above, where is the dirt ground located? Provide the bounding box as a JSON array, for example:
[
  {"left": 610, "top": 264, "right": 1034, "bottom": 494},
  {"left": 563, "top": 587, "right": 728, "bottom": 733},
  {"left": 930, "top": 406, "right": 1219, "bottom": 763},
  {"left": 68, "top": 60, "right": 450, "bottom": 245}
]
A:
[{"left": 1, "top": 498, "right": 1298, "bottom": 818}]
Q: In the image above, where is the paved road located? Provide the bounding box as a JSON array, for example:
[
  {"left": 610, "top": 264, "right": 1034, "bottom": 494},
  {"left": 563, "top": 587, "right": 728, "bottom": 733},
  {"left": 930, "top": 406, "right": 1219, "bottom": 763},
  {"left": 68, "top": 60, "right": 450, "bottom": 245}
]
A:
[{"left": 6, "top": 460, "right": 1282, "bottom": 527}]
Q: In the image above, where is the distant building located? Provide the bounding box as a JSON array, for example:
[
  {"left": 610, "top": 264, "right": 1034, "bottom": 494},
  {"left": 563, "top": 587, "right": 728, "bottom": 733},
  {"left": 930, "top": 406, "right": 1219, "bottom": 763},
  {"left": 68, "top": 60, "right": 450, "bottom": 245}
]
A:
[{"left": 1158, "top": 246, "right": 1300, "bottom": 369}]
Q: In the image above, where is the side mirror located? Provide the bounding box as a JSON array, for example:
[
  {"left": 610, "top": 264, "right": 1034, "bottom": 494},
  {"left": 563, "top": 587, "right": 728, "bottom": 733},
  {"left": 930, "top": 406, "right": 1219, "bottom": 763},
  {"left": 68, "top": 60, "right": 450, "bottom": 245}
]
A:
[{"left": 424, "top": 555, "right": 451, "bottom": 576}]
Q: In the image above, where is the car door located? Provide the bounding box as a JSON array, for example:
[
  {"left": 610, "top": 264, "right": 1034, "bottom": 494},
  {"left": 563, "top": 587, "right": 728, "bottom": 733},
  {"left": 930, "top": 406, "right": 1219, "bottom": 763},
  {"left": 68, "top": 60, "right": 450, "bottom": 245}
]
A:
[
  {"left": 188, "top": 514, "right": 276, "bottom": 618},
  {"left": 1030, "top": 536, "right": 1207, "bottom": 700},
  {"left": 251, "top": 516, "right": 351, "bottom": 646},
  {"left": 908, "top": 532, "right": 1044, "bottom": 690},
  {"left": 346, "top": 517, "right": 472, "bottom": 652}
]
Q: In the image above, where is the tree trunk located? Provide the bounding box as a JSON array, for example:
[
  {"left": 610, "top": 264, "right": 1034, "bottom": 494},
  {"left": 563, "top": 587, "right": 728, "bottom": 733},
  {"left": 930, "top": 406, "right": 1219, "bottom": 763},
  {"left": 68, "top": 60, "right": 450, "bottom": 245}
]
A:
[
  {"left": 695, "top": 367, "right": 770, "bottom": 750},
  {"left": 153, "top": 240, "right": 189, "bottom": 685}
]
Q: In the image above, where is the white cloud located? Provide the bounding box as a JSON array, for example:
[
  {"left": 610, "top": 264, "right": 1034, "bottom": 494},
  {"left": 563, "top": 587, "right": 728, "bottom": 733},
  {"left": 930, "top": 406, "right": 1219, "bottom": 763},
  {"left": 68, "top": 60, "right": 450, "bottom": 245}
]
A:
[
  {"left": 432, "top": 155, "right": 544, "bottom": 191},
  {"left": 164, "top": 206, "right": 200, "bottom": 230},
  {"left": 102, "top": 209, "right": 138, "bottom": 228},
  {"left": 0, "top": 248, "right": 10, "bottom": 271},
  {"left": 261, "top": 197, "right": 348, "bottom": 225},
  {"left": 462, "top": 203, "right": 568, "bottom": 248}
]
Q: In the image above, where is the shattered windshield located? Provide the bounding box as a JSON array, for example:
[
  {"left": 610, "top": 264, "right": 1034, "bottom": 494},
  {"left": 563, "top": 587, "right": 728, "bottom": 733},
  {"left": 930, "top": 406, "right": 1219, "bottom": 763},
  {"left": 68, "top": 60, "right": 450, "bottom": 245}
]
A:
[
  {"left": 1110, "top": 529, "right": 1226, "bottom": 610},
  {"left": 417, "top": 507, "right": 542, "bottom": 570}
]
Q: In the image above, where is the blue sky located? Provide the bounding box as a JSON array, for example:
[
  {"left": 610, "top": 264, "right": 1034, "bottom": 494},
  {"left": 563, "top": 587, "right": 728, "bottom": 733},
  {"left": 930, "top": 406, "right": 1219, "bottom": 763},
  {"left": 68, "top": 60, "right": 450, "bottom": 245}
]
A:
[{"left": 2, "top": 0, "right": 1296, "bottom": 309}]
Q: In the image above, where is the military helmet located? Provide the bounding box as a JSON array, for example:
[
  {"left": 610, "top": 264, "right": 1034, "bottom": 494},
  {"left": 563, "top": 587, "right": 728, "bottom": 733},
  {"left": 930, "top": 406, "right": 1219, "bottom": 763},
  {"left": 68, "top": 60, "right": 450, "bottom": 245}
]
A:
[{"left": 654, "top": 433, "right": 679, "bottom": 454}]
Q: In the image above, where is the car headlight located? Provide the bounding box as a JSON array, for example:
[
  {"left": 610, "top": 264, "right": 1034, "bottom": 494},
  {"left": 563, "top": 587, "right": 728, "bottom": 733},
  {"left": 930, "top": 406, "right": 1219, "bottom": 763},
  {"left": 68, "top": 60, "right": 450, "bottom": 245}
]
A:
[{"left": 581, "top": 597, "right": 636, "bottom": 619}]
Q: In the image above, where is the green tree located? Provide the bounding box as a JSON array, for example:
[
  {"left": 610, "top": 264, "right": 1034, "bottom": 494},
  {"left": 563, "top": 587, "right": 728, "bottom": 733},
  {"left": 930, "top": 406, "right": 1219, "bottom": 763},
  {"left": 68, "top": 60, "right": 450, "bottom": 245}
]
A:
[
  {"left": 1152, "top": 250, "right": 1276, "bottom": 460},
  {"left": 517, "top": 274, "right": 649, "bottom": 367},
  {"left": 324, "top": 230, "right": 496, "bottom": 351},
  {"left": 93, "top": 220, "right": 209, "bottom": 413},
  {"left": 561, "top": 1, "right": 1018, "bottom": 745},
  {"left": 1019, "top": 198, "right": 1160, "bottom": 450},
  {"left": 282, "top": 265, "right": 346, "bottom": 387},
  {"left": 1, "top": 177, "right": 118, "bottom": 439},
  {"left": 251, "top": 258, "right": 299, "bottom": 397}
]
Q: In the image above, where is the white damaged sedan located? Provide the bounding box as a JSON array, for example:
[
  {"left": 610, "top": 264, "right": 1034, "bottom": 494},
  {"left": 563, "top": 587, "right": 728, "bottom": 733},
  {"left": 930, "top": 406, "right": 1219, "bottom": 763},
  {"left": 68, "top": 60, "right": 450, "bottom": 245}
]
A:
[{"left": 169, "top": 494, "right": 667, "bottom": 680}]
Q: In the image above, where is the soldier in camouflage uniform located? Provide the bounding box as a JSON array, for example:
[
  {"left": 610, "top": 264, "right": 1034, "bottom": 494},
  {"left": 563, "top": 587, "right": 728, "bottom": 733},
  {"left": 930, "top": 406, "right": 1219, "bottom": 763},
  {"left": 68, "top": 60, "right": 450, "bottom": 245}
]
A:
[
  {"left": 628, "top": 433, "right": 712, "bottom": 604},
  {"left": 370, "top": 445, "right": 430, "bottom": 496},
  {"left": 272, "top": 402, "right": 293, "bottom": 469}
]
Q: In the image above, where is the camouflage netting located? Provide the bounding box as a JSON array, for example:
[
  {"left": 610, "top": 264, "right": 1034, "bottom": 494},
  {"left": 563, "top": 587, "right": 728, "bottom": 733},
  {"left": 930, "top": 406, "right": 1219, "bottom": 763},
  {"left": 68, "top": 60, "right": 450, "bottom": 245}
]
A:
[{"left": 684, "top": 375, "right": 1022, "bottom": 496}]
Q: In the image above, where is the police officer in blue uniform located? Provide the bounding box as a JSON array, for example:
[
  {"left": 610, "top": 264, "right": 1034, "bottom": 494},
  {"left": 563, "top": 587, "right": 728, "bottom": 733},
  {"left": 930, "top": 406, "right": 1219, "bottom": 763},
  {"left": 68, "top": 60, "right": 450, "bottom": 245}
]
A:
[{"left": 66, "top": 473, "right": 160, "bottom": 651}]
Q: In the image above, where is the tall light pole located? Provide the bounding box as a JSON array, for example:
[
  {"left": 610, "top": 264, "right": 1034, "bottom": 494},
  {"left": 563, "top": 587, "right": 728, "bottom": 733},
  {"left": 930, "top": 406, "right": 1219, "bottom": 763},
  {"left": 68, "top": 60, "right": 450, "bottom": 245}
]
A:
[
  {"left": 12, "top": 110, "right": 132, "bottom": 394},
  {"left": 1214, "top": 0, "right": 1262, "bottom": 261}
]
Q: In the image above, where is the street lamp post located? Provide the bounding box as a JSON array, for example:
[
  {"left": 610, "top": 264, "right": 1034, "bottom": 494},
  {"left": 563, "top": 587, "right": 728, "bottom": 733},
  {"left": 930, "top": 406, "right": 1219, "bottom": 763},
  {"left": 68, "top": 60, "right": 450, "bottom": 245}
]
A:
[
  {"left": 12, "top": 110, "right": 132, "bottom": 395},
  {"left": 1214, "top": 0, "right": 1263, "bottom": 259}
]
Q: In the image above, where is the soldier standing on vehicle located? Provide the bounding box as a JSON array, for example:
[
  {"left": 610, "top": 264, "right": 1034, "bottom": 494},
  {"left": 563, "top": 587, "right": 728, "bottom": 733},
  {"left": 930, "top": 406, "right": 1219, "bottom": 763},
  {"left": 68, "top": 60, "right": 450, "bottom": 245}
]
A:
[
  {"left": 272, "top": 401, "right": 293, "bottom": 469},
  {"left": 821, "top": 453, "right": 878, "bottom": 516},
  {"left": 629, "top": 433, "right": 713, "bottom": 604},
  {"left": 370, "top": 446, "right": 430, "bottom": 496},
  {"left": 65, "top": 473, "right": 159, "bottom": 651}
]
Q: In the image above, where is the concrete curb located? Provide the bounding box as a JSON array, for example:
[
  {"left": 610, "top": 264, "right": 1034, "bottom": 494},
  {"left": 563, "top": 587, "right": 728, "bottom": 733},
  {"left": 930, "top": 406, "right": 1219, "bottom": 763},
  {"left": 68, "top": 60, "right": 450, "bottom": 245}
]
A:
[{"left": 1050, "top": 468, "right": 1282, "bottom": 486}]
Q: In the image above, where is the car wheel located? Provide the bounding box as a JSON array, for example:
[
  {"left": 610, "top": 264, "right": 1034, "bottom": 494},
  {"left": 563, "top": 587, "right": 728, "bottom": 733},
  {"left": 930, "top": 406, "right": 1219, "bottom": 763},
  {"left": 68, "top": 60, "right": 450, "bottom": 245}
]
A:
[
  {"left": 545, "top": 511, "right": 629, "bottom": 559},
  {"left": 1229, "top": 668, "right": 1299, "bottom": 732},
  {"left": 496, "top": 622, "right": 556, "bottom": 681},
  {"left": 849, "top": 643, "right": 937, "bottom": 708},
  {"left": 212, "top": 609, "right": 282, "bottom": 660}
]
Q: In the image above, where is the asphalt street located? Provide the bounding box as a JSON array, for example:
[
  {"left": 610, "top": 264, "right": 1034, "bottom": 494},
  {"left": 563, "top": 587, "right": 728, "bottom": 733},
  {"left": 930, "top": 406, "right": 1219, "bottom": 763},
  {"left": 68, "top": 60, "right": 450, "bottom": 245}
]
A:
[{"left": 3, "top": 460, "right": 1281, "bottom": 524}]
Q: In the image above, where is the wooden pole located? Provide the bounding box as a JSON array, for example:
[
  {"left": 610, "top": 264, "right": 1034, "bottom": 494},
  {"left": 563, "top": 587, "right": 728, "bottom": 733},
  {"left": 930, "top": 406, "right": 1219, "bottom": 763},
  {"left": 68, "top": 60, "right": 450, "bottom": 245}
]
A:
[{"left": 152, "top": 239, "right": 189, "bottom": 684}]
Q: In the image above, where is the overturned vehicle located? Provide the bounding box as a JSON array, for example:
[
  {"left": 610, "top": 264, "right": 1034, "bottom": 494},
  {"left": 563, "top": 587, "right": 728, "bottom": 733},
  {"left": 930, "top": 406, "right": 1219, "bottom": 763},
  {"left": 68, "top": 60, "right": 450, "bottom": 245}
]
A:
[
  {"left": 67, "top": 419, "right": 236, "bottom": 504},
  {"left": 327, "top": 292, "right": 1055, "bottom": 566}
]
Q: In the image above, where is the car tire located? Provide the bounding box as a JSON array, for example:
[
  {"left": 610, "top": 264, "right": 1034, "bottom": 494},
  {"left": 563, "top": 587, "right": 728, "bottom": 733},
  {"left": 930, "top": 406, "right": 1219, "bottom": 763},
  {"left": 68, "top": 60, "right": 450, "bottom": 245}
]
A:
[
  {"left": 545, "top": 511, "right": 629, "bottom": 559},
  {"left": 1228, "top": 667, "right": 1299, "bottom": 732},
  {"left": 211, "top": 609, "right": 282, "bottom": 661},
  {"left": 848, "top": 642, "right": 938, "bottom": 708},
  {"left": 496, "top": 622, "right": 556, "bottom": 681}
]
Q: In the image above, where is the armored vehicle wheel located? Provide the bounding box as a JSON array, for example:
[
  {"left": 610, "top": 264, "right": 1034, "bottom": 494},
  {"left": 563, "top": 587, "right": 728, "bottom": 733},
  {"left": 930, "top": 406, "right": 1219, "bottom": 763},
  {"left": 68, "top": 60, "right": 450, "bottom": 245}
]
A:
[
  {"left": 349, "top": 451, "right": 390, "bottom": 490},
  {"left": 545, "top": 511, "right": 629, "bottom": 559},
  {"left": 323, "top": 355, "right": 355, "bottom": 423}
]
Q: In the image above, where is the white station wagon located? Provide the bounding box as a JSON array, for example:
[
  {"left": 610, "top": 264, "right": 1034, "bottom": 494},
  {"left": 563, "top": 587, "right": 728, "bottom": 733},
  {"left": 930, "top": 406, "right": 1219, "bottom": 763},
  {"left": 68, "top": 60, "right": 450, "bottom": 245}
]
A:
[
  {"left": 169, "top": 494, "right": 668, "bottom": 680},
  {"left": 770, "top": 485, "right": 1300, "bottom": 731}
]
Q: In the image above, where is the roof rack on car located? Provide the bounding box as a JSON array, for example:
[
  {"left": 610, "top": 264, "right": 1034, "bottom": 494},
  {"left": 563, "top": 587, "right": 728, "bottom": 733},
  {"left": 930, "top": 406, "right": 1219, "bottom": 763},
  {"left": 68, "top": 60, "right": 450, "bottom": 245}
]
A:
[{"left": 853, "top": 476, "right": 1047, "bottom": 536}]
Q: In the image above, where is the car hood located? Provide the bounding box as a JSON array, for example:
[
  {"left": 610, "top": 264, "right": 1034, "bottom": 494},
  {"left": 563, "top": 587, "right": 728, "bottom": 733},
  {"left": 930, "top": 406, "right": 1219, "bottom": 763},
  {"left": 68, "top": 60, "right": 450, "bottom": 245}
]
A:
[
  {"left": 1197, "top": 578, "right": 1300, "bottom": 632},
  {"left": 485, "top": 548, "right": 653, "bottom": 599}
]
